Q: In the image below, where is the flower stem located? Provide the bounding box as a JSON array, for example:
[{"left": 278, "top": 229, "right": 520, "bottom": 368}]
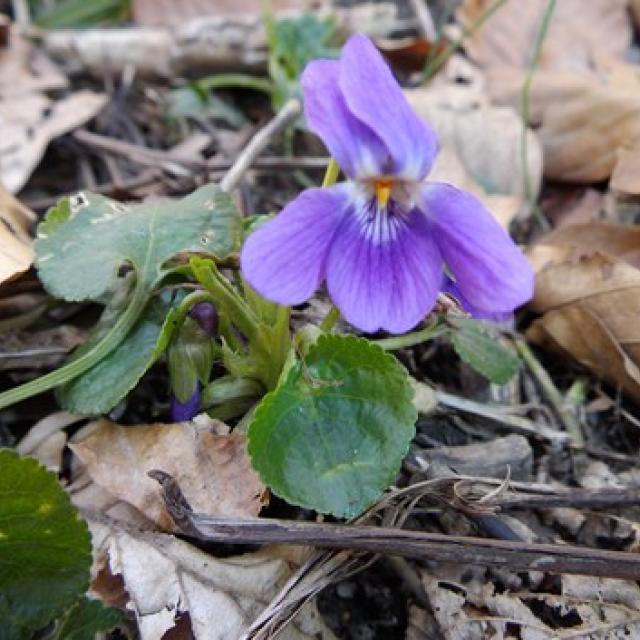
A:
[
  {"left": 320, "top": 305, "right": 341, "bottom": 333},
  {"left": 0, "top": 275, "right": 150, "bottom": 410},
  {"left": 521, "top": 0, "right": 555, "bottom": 231},
  {"left": 374, "top": 323, "right": 447, "bottom": 351},
  {"left": 196, "top": 73, "right": 273, "bottom": 94},
  {"left": 322, "top": 158, "right": 340, "bottom": 188}
]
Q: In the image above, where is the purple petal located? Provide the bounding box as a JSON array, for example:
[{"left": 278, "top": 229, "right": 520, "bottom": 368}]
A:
[
  {"left": 326, "top": 199, "right": 442, "bottom": 333},
  {"left": 422, "top": 183, "right": 534, "bottom": 312},
  {"left": 170, "top": 384, "right": 201, "bottom": 422},
  {"left": 442, "top": 277, "right": 513, "bottom": 324},
  {"left": 338, "top": 34, "right": 438, "bottom": 180},
  {"left": 241, "top": 186, "right": 348, "bottom": 305},
  {"left": 301, "top": 60, "right": 390, "bottom": 178}
]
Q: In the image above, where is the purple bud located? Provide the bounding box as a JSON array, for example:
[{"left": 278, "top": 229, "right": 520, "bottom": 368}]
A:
[
  {"left": 188, "top": 302, "right": 218, "bottom": 336},
  {"left": 170, "top": 383, "right": 201, "bottom": 422}
]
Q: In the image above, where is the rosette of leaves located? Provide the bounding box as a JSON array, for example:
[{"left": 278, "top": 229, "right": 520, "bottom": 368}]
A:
[{"left": 0, "top": 185, "right": 241, "bottom": 414}]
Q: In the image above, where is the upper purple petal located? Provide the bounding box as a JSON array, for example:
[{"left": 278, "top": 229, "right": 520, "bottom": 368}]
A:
[
  {"left": 422, "top": 183, "right": 534, "bottom": 313},
  {"left": 338, "top": 34, "right": 438, "bottom": 180},
  {"left": 326, "top": 196, "right": 442, "bottom": 333},
  {"left": 302, "top": 59, "right": 390, "bottom": 179},
  {"left": 240, "top": 186, "right": 348, "bottom": 306}
]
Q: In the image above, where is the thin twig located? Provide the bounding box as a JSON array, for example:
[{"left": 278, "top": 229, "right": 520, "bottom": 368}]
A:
[
  {"left": 150, "top": 471, "right": 640, "bottom": 580},
  {"left": 433, "top": 387, "right": 571, "bottom": 446},
  {"left": 220, "top": 99, "right": 302, "bottom": 192}
]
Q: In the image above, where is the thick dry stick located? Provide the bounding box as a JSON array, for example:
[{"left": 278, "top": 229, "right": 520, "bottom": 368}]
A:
[
  {"left": 220, "top": 99, "right": 302, "bottom": 192},
  {"left": 151, "top": 471, "right": 640, "bottom": 581}
]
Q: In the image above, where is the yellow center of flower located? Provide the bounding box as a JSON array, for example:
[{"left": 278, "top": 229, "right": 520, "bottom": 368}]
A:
[{"left": 374, "top": 178, "right": 394, "bottom": 208}]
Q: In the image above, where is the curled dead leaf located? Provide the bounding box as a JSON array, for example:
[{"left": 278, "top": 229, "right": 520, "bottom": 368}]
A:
[
  {"left": 528, "top": 223, "right": 640, "bottom": 401},
  {"left": 88, "top": 515, "right": 334, "bottom": 640},
  {"left": 70, "top": 417, "right": 267, "bottom": 531}
]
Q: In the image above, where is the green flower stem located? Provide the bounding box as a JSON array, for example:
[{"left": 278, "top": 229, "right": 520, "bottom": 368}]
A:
[
  {"left": 322, "top": 158, "right": 341, "bottom": 187},
  {"left": 374, "top": 323, "right": 448, "bottom": 351},
  {"left": 320, "top": 305, "right": 341, "bottom": 333},
  {"left": 171, "top": 290, "right": 218, "bottom": 334},
  {"left": 196, "top": 73, "right": 274, "bottom": 94},
  {"left": 0, "top": 275, "right": 150, "bottom": 410},
  {"left": 319, "top": 158, "right": 343, "bottom": 333},
  {"left": 191, "top": 258, "right": 260, "bottom": 342}
]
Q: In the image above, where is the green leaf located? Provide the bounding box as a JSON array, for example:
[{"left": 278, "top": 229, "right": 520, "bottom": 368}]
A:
[
  {"left": 52, "top": 598, "right": 124, "bottom": 640},
  {"left": 57, "top": 295, "right": 173, "bottom": 414},
  {"left": 267, "top": 13, "right": 340, "bottom": 113},
  {"left": 36, "top": 185, "right": 241, "bottom": 303},
  {"left": 450, "top": 319, "right": 520, "bottom": 384},
  {"left": 248, "top": 335, "right": 416, "bottom": 518},
  {"left": 0, "top": 450, "right": 92, "bottom": 639}
]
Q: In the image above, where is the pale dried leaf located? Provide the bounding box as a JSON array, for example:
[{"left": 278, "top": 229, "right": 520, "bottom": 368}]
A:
[
  {"left": 490, "top": 62, "right": 640, "bottom": 182},
  {"left": 0, "top": 90, "right": 106, "bottom": 193},
  {"left": 406, "top": 55, "right": 542, "bottom": 227},
  {"left": 88, "top": 515, "right": 335, "bottom": 640},
  {"left": 0, "top": 26, "right": 67, "bottom": 98},
  {"left": 0, "top": 182, "right": 34, "bottom": 284},
  {"left": 611, "top": 144, "right": 640, "bottom": 195},
  {"left": 17, "top": 411, "right": 84, "bottom": 471},
  {"left": 70, "top": 418, "right": 266, "bottom": 530},
  {"left": 457, "top": 0, "right": 631, "bottom": 74}
]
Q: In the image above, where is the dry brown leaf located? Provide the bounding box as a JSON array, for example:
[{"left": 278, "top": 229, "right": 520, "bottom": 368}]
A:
[
  {"left": 406, "top": 56, "right": 542, "bottom": 228},
  {"left": 456, "top": 2, "right": 640, "bottom": 183},
  {"left": 490, "top": 61, "right": 640, "bottom": 183},
  {"left": 70, "top": 417, "right": 267, "bottom": 531},
  {"left": 457, "top": 0, "right": 631, "bottom": 74},
  {"left": 88, "top": 515, "right": 335, "bottom": 640},
  {"left": 527, "top": 223, "right": 640, "bottom": 401},
  {"left": 611, "top": 144, "right": 640, "bottom": 195},
  {"left": 0, "top": 182, "right": 35, "bottom": 284}
]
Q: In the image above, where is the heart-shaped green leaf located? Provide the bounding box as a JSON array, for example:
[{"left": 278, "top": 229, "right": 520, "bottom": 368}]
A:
[
  {"left": 0, "top": 449, "right": 92, "bottom": 639},
  {"left": 248, "top": 335, "right": 416, "bottom": 518},
  {"left": 35, "top": 185, "right": 241, "bottom": 302}
]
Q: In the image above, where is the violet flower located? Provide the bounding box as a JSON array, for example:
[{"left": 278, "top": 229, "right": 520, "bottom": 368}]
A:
[{"left": 241, "top": 34, "right": 534, "bottom": 334}]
